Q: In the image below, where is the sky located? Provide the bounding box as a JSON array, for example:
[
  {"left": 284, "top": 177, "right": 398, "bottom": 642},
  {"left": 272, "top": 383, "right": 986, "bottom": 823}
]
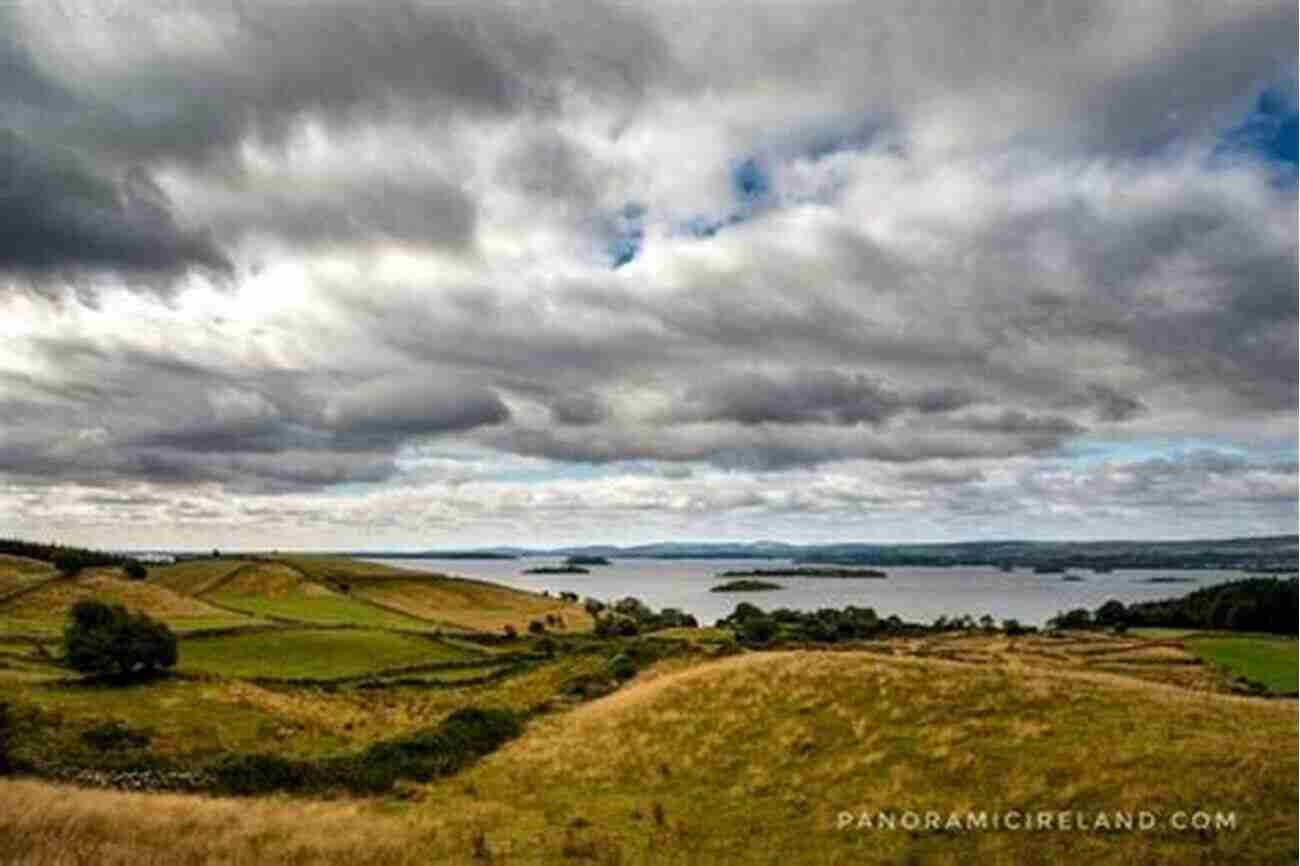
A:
[{"left": 0, "top": 0, "right": 1296, "bottom": 550}]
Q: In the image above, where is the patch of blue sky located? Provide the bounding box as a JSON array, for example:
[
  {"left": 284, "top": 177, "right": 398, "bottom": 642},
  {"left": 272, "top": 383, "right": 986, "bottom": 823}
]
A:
[
  {"left": 1060, "top": 437, "right": 1292, "bottom": 467},
  {"left": 1211, "top": 85, "right": 1297, "bottom": 183},
  {"left": 607, "top": 201, "right": 646, "bottom": 268}
]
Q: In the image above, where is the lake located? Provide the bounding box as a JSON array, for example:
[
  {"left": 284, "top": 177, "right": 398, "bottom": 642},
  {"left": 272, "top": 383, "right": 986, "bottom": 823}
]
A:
[{"left": 368, "top": 558, "right": 1248, "bottom": 627}]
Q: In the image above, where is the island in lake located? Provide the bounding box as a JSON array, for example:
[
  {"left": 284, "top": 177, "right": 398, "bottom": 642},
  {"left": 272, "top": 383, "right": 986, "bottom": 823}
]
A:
[
  {"left": 523, "top": 564, "right": 590, "bottom": 575},
  {"left": 716, "top": 566, "right": 887, "bottom": 579},
  {"left": 711, "top": 579, "right": 783, "bottom": 592},
  {"left": 565, "top": 555, "right": 612, "bottom": 566}
]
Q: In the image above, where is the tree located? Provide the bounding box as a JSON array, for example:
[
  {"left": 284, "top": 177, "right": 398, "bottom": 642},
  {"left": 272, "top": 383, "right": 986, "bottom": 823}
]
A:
[
  {"left": 53, "top": 552, "right": 85, "bottom": 576},
  {"left": 608, "top": 654, "right": 638, "bottom": 681},
  {"left": 738, "top": 616, "right": 779, "bottom": 645},
  {"left": 63, "top": 600, "right": 177, "bottom": 679},
  {"left": 123, "top": 561, "right": 148, "bottom": 581},
  {"left": 1094, "top": 599, "right": 1127, "bottom": 628}
]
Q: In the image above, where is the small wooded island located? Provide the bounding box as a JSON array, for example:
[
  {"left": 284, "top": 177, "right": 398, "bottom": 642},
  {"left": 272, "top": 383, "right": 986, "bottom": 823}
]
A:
[
  {"left": 564, "top": 555, "right": 612, "bottom": 566},
  {"left": 716, "top": 566, "right": 887, "bottom": 579},
  {"left": 711, "top": 579, "right": 783, "bottom": 592},
  {"left": 522, "top": 564, "right": 590, "bottom": 575}
]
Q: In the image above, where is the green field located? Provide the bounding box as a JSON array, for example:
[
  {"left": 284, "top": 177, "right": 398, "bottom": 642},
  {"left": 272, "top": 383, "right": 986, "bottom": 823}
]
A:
[
  {"left": 205, "top": 592, "right": 437, "bottom": 630},
  {"left": 0, "top": 553, "right": 1294, "bottom": 866},
  {"left": 177, "top": 628, "right": 480, "bottom": 679},
  {"left": 1185, "top": 635, "right": 1299, "bottom": 693},
  {"left": 147, "top": 559, "right": 246, "bottom": 594}
]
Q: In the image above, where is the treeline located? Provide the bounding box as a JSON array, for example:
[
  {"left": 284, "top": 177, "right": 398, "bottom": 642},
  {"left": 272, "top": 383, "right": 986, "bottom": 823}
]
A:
[
  {"left": 1050, "top": 578, "right": 1298, "bottom": 635},
  {"left": 718, "top": 603, "right": 923, "bottom": 645},
  {"left": 0, "top": 539, "right": 141, "bottom": 576}
]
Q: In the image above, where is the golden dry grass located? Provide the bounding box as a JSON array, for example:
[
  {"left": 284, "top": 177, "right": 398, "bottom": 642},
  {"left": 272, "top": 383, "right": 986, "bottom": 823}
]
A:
[
  {"left": 0, "top": 554, "right": 55, "bottom": 591},
  {"left": 146, "top": 559, "right": 246, "bottom": 595},
  {"left": 416, "top": 650, "right": 1296, "bottom": 865},
  {"left": 351, "top": 578, "right": 593, "bottom": 634},
  {"left": 0, "top": 572, "right": 237, "bottom": 622},
  {"left": 0, "top": 650, "right": 1295, "bottom": 865},
  {"left": 0, "top": 778, "right": 445, "bottom": 866},
  {"left": 208, "top": 562, "right": 309, "bottom": 597}
]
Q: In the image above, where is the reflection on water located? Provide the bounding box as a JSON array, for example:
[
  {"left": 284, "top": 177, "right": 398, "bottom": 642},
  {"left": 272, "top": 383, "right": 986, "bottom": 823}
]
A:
[{"left": 368, "top": 558, "right": 1244, "bottom": 627}]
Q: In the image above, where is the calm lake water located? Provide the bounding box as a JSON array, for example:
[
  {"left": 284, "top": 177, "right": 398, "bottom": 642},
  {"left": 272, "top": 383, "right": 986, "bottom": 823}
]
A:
[{"left": 369, "top": 558, "right": 1247, "bottom": 627}]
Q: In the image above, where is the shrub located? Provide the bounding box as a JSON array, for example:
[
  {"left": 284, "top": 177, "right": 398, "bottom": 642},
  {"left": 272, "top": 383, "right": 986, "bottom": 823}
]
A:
[
  {"left": 210, "top": 753, "right": 313, "bottom": 795},
  {"left": 53, "top": 552, "right": 85, "bottom": 576},
  {"left": 607, "top": 653, "right": 638, "bottom": 681},
  {"left": 122, "top": 561, "right": 148, "bottom": 581},
  {"left": 212, "top": 708, "right": 523, "bottom": 796},
  {"left": 1048, "top": 608, "right": 1093, "bottom": 630},
  {"left": 502, "top": 624, "right": 518, "bottom": 639},
  {"left": 594, "top": 614, "right": 640, "bottom": 637},
  {"left": 81, "top": 720, "right": 151, "bottom": 751},
  {"left": 1001, "top": 619, "right": 1030, "bottom": 636},
  {"left": 528, "top": 619, "right": 546, "bottom": 635},
  {"left": 0, "top": 702, "right": 12, "bottom": 776},
  {"left": 64, "top": 600, "right": 178, "bottom": 679},
  {"left": 739, "top": 616, "right": 779, "bottom": 645},
  {"left": 1094, "top": 599, "right": 1127, "bottom": 627}
]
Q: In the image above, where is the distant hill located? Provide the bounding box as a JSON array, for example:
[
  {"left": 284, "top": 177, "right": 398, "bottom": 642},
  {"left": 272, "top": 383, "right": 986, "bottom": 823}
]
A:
[{"left": 355, "top": 534, "right": 1298, "bottom": 571}]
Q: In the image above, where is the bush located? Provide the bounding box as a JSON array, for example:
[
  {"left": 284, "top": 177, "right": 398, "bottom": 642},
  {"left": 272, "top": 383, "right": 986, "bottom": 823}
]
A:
[
  {"left": 607, "top": 653, "right": 638, "bottom": 681},
  {"left": 81, "top": 720, "right": 151, "bottom": 751},
  {"left": 211, "top": 708, "right": 523, "bottom": 796},
  {"left": 594, "top": 614, "right": 640, "bottom": 638},
  {"left": 211, "top": 753, "right": 313, "bottom": 795},
  {"left": 53, "top": 552, "right": 85, "bottom": 576},
  {"left": 1094, "top": 599, "right": 1127, "bottom": 627},
  {"left": 123, "top": 561, "right": 148, "bottom": 581},
  {"left": 1001, "top": 619, "right": 1031, "bottom": 637},
  {"left": 528, "top": 619, "right": 546, "bottom": 635},
  {"left": 502, "top": 624, "right": 518, "bottom": 639},
  {"left": 64, "top": 600, "right": 178, "bottom": 679},
  {"left": 738, "top": 616, "right": 779, "bottom": 645},
  {"left": 1048, "top": 608, "right": 1093, "bottom": 630},
  {"left": 0, "top": 702, "right": 12, "bottom": 776}
]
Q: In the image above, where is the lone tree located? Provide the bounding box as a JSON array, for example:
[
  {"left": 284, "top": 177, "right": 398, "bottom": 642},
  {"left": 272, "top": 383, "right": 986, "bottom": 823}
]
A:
[{"left": 63, "top": 600, "right": 177, "bottom": 679}]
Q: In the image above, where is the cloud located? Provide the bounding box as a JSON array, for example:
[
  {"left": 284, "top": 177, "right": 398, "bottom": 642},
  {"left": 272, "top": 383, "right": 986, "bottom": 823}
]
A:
[
  {"left": 0, "top": 130, "right": 229, "bottom": 289},
  {"left": 323, "top": 376, "right": 510, "bottom": 443},
  {"left": 0, "top": 0, "right": 1293, "bottom": 544},
  {"left": 675, "top": 369, "right": 977, "bottom": 426}
]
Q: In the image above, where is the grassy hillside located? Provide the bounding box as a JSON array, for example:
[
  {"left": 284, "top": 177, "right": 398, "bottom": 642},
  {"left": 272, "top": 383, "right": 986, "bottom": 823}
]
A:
[
  {"left": 0, "top": 552, "right": 1294, "bottom": 865},
  {"left": 146, "top": 558, "right": 247, "bottom": 595},
  {"left": 426, "top": 651, "right": 1296, "bottom": 865},
  {"left": 0, "top": 570, "right": 257, "bottom": 634},
  {"left": 0, "top": 650, "right": 1293, "bottom": 865},
  {"left": 1185, "top": 635, "right": 1299, "bottom": 693},
  {"left": 349, "top": 576, "right": 593, "bottom": 634},
  {"left": 202, "top": 562, "right": 437, "bottom": 630},
  {"left": 178, "top": 629, "right": 483, "bottom": 679}
]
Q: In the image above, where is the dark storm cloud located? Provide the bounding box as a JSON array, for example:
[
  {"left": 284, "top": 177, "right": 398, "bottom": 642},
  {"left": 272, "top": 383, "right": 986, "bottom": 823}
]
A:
[
  {"left": 22, "top": 0, "right": 672, "bottom": 168},
  {"left": 675, "top": 369, "right": 978, "bottom": 426},
  {"left": 323, "top": 376, "right": 511, "bottom": 443},
  {"left": 0, "top": 130, "right": 229, "bottom": 286},
  {"left": 549, "top": 393, "right": 609, "bottom": 427},
  {"left": 0, "top": 340, "right": 510, "bottom": 491},
  {"left": 481, "top": 411, "right": 1081, "bottom": 471}
]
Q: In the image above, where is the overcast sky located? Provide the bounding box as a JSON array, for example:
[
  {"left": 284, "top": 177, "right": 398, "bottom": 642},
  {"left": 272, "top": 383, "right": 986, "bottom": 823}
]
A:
[{"left": 1, "top": 0, "right": 1296, "bottom": 550}]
